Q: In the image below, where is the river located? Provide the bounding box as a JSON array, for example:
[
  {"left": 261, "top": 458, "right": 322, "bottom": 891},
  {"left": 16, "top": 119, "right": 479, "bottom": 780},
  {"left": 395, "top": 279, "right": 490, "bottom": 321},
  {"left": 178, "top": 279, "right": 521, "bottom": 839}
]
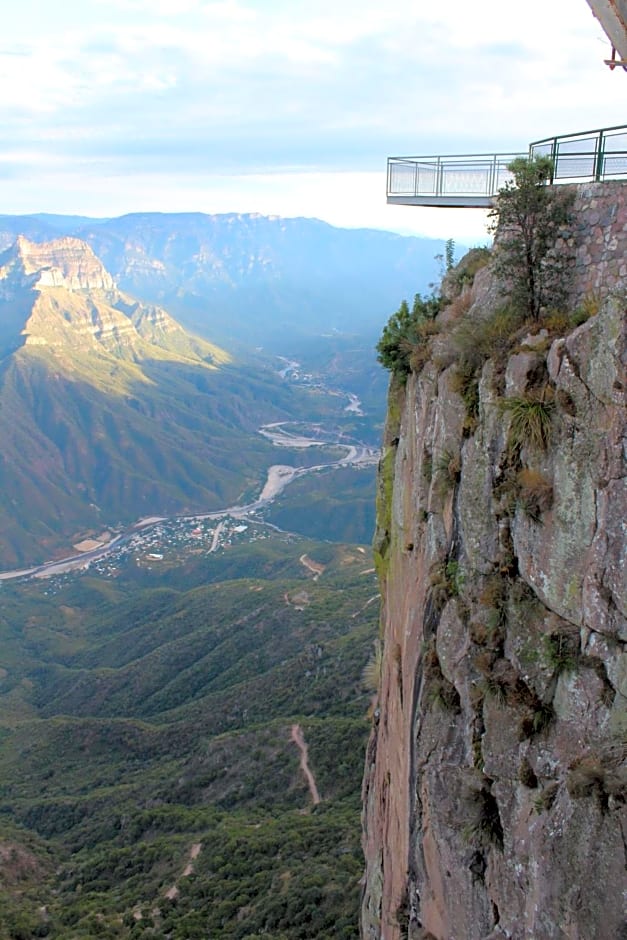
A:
[{"left": 0, "top": 421, "right": 379, "bottom": 582}]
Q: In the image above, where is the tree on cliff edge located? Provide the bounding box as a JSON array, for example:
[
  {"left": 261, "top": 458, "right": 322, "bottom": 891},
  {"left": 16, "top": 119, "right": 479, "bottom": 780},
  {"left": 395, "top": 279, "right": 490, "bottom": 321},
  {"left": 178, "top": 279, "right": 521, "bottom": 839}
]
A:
[{"left": 489, "top": 156, "right": 574, "bottom": 319}]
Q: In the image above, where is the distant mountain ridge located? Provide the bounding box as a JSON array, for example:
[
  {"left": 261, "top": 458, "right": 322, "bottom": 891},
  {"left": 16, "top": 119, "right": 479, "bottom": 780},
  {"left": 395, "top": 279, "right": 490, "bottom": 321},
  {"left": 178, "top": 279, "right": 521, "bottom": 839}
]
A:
[{"left": 0, "top": 212, "right": 448, "bottom": 347}]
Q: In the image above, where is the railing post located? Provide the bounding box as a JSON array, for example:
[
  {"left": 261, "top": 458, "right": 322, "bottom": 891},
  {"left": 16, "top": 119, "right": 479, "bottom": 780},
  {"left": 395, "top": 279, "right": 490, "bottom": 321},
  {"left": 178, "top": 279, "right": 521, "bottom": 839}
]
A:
[
  {"left": 490, "top": 154, "right": 497, "bottom": 195},
  {"left": 594, "top": 130, "right": 605, "bottom": 182},
  {"left": 436, "top": 157, "right": 442, "bottom": 196},
  {"left": 550, "top": 137, "right": 557, "bottom": 183},
  {"left": 414, "top": 162, "right": 419, "bottom": 197}
]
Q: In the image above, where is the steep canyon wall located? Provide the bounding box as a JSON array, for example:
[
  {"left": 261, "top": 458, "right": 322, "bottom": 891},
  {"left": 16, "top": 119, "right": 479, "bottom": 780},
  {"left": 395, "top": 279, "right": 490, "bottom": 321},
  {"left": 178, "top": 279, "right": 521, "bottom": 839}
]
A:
[{"left": 361, "top": 181, "right": 626, "bottom": 940}]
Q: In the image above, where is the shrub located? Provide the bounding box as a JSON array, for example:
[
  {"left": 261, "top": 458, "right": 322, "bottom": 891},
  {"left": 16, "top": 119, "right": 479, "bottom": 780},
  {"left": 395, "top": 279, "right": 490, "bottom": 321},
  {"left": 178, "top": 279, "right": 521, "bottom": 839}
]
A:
[
  {"left": 516, "top": 467, "right": 553, "bottom": 520},
  {"left": 565, "top": 751, "right": 624, "bottom": 813},
  {"left": 543, "top": 632, "right": 579, "bottom": 674},
  {"left": 566, "top": 757, "right": 607, "bottom": 800},
  {"left": 376, "top": 293, "right": 440, "bottom": 378},
  {"left": 573, "top": 291, "right": 602, "bottom": 324},
  {"left": 501, "top": 392, "right": 554, "bottom": 451},
  {"left": 430, "top": 559, "right": 465, "bottom": 607},
  {"left": 450, "top": 360, "right": 480, "bottom": 432},
  {"left": 520, "top": 700, "right": 555, "bottom": 739},
  {"left": 423, "top": 642, "right": 460, "bottom": 713},
  {"left": 453, "top": 306, "right": 523, "bottom": 373},
  {"left": 489, "top": 156, "right": 575, "bottom": 319},
  {"left": 533, "top": 782, "right": 559, "bottom": 813},
  {"left": 463, "top": 787, "right": 503, "bottom": 849},
  {"left": 442, "top": 246, "right": 491, "bottom": 301},
  {"left": 518, "top": 757, "right": 538, "bottom": 789},
  {"left": 434, "top": 448, "right": 461, "bottom": 495},
  {"left": 362, "top": 640, "right": 383, "bottom": 692}
]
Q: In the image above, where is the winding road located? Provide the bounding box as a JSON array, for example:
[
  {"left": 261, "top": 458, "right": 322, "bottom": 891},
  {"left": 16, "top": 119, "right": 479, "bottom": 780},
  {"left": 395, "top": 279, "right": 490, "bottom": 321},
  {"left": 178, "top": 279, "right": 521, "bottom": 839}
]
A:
[{"left": 0, "top": 421, "right": 379, "bottom": 582}]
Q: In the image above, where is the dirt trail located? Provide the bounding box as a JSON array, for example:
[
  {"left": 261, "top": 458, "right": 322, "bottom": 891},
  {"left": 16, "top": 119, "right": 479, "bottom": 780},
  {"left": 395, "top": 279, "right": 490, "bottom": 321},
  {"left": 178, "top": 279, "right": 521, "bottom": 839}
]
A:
[
  {"left": 299, "top": 553, "right": 325, "bottom": 579},
  {"left": 164, "top": 842, "right": 203, "bottom": 900},
  {"left": 209, "top": 521, "right": 225, "bottom": 553},
  {"left": 290, "top": 723, "right": 321, "bottom": 805}
]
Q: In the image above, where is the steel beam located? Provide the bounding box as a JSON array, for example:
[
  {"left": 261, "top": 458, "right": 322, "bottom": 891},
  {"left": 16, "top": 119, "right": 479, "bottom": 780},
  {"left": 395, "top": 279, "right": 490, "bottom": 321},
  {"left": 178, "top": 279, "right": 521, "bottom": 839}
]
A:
[{"left": 585, "top": 0, "right": 627, "bottom": 62}]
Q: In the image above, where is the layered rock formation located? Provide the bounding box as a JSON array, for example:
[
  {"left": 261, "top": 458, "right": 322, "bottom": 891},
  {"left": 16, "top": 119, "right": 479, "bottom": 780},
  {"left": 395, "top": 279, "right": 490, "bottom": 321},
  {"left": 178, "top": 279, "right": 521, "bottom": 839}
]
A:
[
  {"left": 7, "top": 235, "right": 114, "bottom": 291},
  {"left": 362, "top": 182, "right": 626, "bottom": 939},
  {"left": 0, "top": 236, "right": 228, "bottom": 365}
]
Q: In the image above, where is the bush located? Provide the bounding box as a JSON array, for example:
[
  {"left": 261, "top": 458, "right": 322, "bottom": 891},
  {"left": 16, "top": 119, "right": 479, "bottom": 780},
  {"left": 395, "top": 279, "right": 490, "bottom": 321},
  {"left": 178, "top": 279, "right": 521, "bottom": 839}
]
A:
[
  {"left": 501, "top": 392, "right": 554, "bottom": 451},
  {"left": 452, "top": 306, "right": 523, "bottom": 373},
  {"left": 516, "top": 468, "right": 553, "bottom": 520},
  {"left": 377, "top": 293, "right": 440, "bottom": 378},
  {"left": 489, "top": 156, "right": 574, "bottom": 319}
]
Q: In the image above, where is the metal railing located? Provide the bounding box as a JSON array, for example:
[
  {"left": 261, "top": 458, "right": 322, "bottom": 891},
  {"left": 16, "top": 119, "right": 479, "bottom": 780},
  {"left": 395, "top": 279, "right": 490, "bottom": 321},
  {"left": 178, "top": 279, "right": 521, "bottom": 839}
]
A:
[
  {"left": 529, "top": 124, "right": 627, "bottom": 182},
  {"left": 387, "top": 153, "right": 523, "bottom": 203},
  {"left": 387, "top": 124, "right": 627, "bottom": 207}
]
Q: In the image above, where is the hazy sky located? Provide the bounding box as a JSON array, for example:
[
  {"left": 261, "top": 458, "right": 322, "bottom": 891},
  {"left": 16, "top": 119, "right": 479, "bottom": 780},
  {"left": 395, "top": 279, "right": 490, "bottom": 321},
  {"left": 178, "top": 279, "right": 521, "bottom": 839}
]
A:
[{"left": 1, "top": 0, "right": 624, "bottom": 240}]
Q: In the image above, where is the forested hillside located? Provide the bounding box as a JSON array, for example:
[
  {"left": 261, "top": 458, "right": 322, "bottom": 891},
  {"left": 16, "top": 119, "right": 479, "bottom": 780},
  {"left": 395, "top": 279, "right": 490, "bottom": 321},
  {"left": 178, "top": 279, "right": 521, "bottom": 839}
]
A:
[{"left": 0, "top": 535, "right": 378, "bottom": 939}]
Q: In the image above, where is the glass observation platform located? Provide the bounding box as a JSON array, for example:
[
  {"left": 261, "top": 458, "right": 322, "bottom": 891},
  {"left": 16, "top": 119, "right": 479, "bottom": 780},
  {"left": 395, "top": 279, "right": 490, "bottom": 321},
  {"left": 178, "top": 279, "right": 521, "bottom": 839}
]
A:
[{"left": 387, "top": 124, "right": 627, "bottom": 208}]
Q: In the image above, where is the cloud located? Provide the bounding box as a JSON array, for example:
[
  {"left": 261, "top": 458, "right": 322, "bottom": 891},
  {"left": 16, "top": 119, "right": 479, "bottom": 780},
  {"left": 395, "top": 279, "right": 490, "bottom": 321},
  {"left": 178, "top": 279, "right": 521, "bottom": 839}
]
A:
[{"left": 0, "top": 0, "right": 623, "bottom": 235}]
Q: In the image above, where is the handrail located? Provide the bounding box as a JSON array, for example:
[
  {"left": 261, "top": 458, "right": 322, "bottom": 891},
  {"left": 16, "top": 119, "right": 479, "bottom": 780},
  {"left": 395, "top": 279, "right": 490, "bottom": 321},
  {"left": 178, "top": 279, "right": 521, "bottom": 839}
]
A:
[
  {"left": 529, "top": 124, "right": 627, "bottom": 183},
  {"left": 387, "top": 153, "right": 524, "bottom": 204},
  {"left": 387, "top": 124, "right": 627, "bottom": 207}
]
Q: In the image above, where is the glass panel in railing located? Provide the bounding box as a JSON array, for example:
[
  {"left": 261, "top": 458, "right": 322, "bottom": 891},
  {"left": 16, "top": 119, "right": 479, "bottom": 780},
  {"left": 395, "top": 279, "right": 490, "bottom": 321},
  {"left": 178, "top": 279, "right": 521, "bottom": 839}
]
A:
[
  {"left": 530, "top": 142, "right": 553, "bottom": 158},
  {"left": 557, "top": 135, "right": 597, "bottom": 155},
  {"left": 389, "top": 163, "right": 417, "bottom": 195},
  {"left": 495, "top": 165, "right": 515, "bottom": 189},
  {"left": 416, "top": 163, "right": 437, "bottom": 195},
  {"left": 441, "top": 163, "right": 490, "bottom": 194},
  {"left": 553, "top": 155, "right": 595, "bottom": 179},
  {"left": 603, "top": 131, "right": 627, "bottom": 153},
  {"left": 603, "top": 154, "right": 627, "bottom": 176}
]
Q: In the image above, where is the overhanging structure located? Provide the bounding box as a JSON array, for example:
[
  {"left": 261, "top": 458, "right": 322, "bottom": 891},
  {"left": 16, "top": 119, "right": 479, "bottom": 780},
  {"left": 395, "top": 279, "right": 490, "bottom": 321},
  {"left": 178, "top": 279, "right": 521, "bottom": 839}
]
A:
[
  {"left": 386, "top": 153, "right": 523, "bottom": 208},
  {"left": 585, "top": 0, "right": 627, "bottom": 66},
  {"left": 387, "top": 124, "right": 627, "bottom": 208}
]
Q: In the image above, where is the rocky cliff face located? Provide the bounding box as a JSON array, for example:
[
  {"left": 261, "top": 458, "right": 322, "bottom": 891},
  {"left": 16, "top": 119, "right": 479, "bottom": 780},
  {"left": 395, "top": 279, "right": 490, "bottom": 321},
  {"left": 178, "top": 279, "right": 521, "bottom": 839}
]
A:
[
  {"left": 362, "top": 182, "right": 626, "bottom": 940},
  {"left": 0, "top": 236, "right": 228, "bottom": 366},
  {"left": 8, "top": 235, "right": 115, "bottom": 291}
]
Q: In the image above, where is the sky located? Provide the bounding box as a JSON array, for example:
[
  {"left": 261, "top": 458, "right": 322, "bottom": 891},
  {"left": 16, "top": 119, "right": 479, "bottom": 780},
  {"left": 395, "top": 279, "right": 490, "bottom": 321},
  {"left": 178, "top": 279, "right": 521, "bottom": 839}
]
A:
[{"left": 1, "top": 0, "right": 625, "bottom": 242}]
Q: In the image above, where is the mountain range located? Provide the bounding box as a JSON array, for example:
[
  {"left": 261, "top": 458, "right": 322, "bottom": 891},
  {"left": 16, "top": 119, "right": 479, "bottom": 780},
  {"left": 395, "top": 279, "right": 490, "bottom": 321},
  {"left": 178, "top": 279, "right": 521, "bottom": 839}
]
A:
[
  {"left": 0, "top": 211, "right": 447, "bottom": 937},
  {"left": 0, "top": 212, "right": 448, "bottom": 348},
  {"left": 0, "top": 236, "right": 334, "bottom": 566},
  {"left": 0, "top": 212, "right": 444, "bottom": 565}
]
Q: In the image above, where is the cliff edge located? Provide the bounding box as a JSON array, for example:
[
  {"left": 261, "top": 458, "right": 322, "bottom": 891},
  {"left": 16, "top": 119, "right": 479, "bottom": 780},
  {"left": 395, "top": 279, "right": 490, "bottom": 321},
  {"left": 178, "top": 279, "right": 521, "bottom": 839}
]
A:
[{"left": 362, "top": 181, "right": 626, "bottom": 940}]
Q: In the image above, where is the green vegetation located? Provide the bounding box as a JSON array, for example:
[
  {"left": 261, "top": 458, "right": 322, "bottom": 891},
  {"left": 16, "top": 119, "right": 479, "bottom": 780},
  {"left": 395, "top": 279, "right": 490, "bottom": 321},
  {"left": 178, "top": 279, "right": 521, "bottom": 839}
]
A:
[
  {"left": 429, "top": 559, "right": 464, "bottom": 607},
  {"left": 434, "top": 448, "right": 461, "bottom": 496},
  {"left": 265, "top": 466, "right": 376, "bottom": 545},
  {"left": 0, "top": 342, "right": 363, "bottom": 567},
  {"left": 444, "top": 245, "right": 491, "bottom": 296},
  {"left": 0, "top": 536, "right": 378, "bottom": 938},
  {"left": 542, "top": 632, "right": 579, "bottom": 675},
  {"left": 375, "top": 161, "right": 583, "bottom": 423},
  {"left": 0, "top": 254, "right": 384, "bottom": 566},
  {"left": 532, "top": 782, "right": 559, "bottom": 814},
  {"left": 376, "top": 292, "right": 440, "bottom": 378},
  {"left": 463, "top": 787, "right": 503, "bottom": 850},
  {"left": 488, "top": 156, "right": 575, "bottom": 320},
  {"left": 500, "top": 392, "right": 555, "bottom": 451}
]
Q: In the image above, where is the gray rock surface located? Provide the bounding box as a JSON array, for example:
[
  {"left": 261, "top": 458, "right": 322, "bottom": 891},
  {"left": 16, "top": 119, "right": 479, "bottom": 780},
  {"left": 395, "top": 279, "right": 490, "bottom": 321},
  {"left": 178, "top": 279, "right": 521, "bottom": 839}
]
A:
[{"left": 362, "top": 182, "right": 626, "bottom": 940}]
